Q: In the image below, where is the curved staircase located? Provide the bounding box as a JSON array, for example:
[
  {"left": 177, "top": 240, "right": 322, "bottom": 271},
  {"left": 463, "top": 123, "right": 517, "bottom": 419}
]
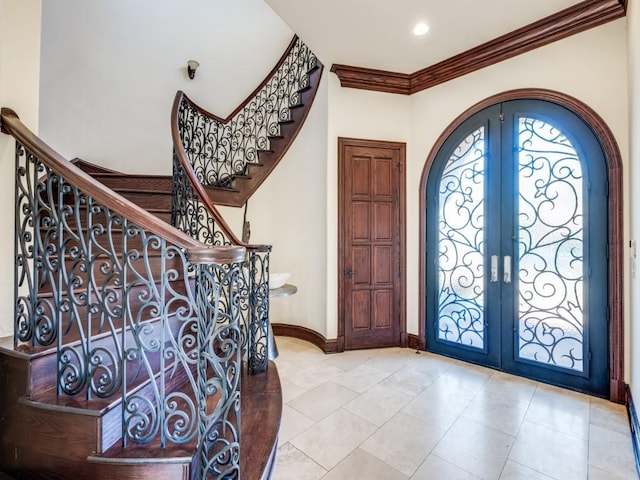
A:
[
  {"left": 173, "top": 35, "right": 324, "bottom": 207},
  {"left": 0, "top": 109, "right": 280, "bottom": 479},
  {"left": 0, "top": 34, "right": 323, "bottom": 479}
]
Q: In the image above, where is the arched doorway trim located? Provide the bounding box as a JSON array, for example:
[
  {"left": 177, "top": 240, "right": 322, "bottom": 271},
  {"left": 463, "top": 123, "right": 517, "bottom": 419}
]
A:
[{"left": 418, "top": 88, "right": 624, "bottom": 402}]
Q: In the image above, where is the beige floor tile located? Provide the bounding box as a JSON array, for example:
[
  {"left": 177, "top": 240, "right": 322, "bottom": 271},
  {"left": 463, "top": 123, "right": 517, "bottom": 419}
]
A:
[
  {"left": 380, "top": 364, "right": 439, "bottom": 396},
  {"left": 274, "top": 336, "right": 304, "bottom": 350},
  {"left": 462, "top": 390, "right": 529, "bottom": 436},
  {"left": 509, "top": 420, "right": 588, "bottom": 480},
  {"left": 322, "top": 448, "right": 408, "bottom": 480},
  {"left": 280, "top": 377, "right": 310, "bottom": 404},
  {"left": 272, "top": 442, "right": 327, "bottom": 480},
  {"left": 332, "top": 363, "right": 391, "bottom": 393},
  {"left": 524, "top": 386, "right": 591, "bottom": 440},
  {"left": 453, "top": 359, "right": 497, "bottom": 375},
  {"left": 401, "top": 381, "right": 474, "bottom": 430},
  {"left": 411, "top": 454, "right": 482, "bottom": 480},
  {"left": 290, "top": 408, "right": 377, "bottom": 470},
  {"left": 321, "top": 350, "right": 372, "bottom": 371},
  {"left": 409, "top": 351, "right": 457, "bottom": 376},
  {"left": 271, "top": 337, "right": 635, "bottom": 480},
  {"left": 432, "top": 365, "right": 492, "bottom": 398},
  {"left": 588, "top": 466, "right": 633, "bottom": 480},
  {"left": 279, "top": 405, "right": 315, "bottom": 444},
  {"left": 432, "top": 417, "right": 515, "bottom": 480},
  {"left": 280, "top": 362, "right": 344, "bottom": 390},
  {"left": 589, "top": 397, "right": 631, "bottom": 436},
  {"left": 275, "top": 359, "right": 301, "bottom": 378},
  {"left": 361, "top": 412, "right": 449, "bottom": 476},
  {"left": 288, "top": 381, "right": 359, "bottom": 422},
  {"left": 588, "top": 424, "right": 637, "bottom": 479},
  {"left": 481, "top": 372, "right": 538, "bottom": 404},
  {"left": 276, "top": 342, "right": 326, "bottom": 368},
  {"left": 345, "top": 384, "right": 415, "bottom": 426},
  {"left": 499, "top": 460, "right": 555, "bottom": 479},
  {"left": 363, "top": 351, "right": 412, "bottom": 374}
]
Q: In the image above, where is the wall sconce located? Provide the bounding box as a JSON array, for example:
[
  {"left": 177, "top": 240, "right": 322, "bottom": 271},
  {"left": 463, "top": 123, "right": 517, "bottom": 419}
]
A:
[{"left": 187, "top": 60, "right": 200, "bottom": 80}]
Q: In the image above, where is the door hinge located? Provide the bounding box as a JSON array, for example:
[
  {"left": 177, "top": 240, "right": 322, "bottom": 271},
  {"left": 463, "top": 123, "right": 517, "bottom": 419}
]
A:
[
  {"left": 607, "top": 306, "right": 611, "bottom": 322},
  {"left": 605, "top": 181, "right": 610, "bottom": 197},
  {"left": 606, "top": 242, "right": 610, "bottom": 259},
  {"left": 499, "top": 113, "right": 505, "bottom": 124}
]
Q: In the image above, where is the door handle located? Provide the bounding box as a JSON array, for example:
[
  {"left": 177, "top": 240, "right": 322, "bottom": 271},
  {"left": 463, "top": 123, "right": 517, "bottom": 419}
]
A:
[
  {"left": 490, "top": 255, "right": 498, "bottom": 282},
  {"left": 346, "top": 269, "right": 354, "bottom": 278},
  {"left": 504, "top": 255, "right": 512, "bottom": 284}
]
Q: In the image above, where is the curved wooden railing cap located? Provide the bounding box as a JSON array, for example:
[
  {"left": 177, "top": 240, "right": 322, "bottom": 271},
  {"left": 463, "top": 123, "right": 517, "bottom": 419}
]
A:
[
  {"left": 171, "top": 92, "right": 272, "bottom": 254},
  {"left": 0, "top": 107, "right": 246, "bottom": 266},
  {"left": 182, "top": 35, "right": 299, "bottom": 125}
]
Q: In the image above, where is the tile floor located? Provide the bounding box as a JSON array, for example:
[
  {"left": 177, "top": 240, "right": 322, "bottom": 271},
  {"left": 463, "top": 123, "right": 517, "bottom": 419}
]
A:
[{"left": 271, "top": 336, "right": 638, "bottom": 480}]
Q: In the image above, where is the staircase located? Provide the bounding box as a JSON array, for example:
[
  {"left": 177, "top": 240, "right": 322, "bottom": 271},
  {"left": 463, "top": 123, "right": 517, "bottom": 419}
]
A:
[
  {"left": 173, "top": 35, "right": 324, "bottom": 207},
  {"left": 0, "top": 34, "right": 323, "bottom": 480},
  {"left": 0, "top": 109, "right": 280, "bottom": 479}
]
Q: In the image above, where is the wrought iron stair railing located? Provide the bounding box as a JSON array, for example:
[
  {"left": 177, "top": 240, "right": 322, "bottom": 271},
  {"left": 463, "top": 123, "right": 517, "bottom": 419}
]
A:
[
  {"left": 171, "top": 106, "right": 272, "bottom": 375},
  {"left": 1, "top": 107, "right": 248, "bottom": 479},
  {"left": 173, "top": 35, "right": 323, "bottom": 207}
]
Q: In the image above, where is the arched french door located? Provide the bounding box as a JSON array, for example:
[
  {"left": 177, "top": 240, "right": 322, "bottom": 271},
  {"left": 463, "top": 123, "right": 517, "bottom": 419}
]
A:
[{"left": 423, "top": 96, "right": 616, "bottom": 397}]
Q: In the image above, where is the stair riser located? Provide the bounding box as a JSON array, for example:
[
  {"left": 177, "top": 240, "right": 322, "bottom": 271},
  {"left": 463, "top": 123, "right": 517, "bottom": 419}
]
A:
[
  {"left": 36, "top": 253, "right": 185, "bottom": 294},
  {"left": 1, "top": 451, "right": 189, "bottom": 480},
  {"left": 26, "top": 311, "right": 187, "bottom": 398},
  {"left": 117, "top": 192, "right": 173, "bottom": 211},
  {"left": 201, "top": 62, "right": 323, "bottom": 207},
  {"left": 3, "top": 402, "right": 100, "bottom": 461},
  {"left": 40, "top": 212, "right": 172, "bottom": 237},
  {"left": 98, "top": 358, "right": 196, "bottom": 453},
  {"left": 91, "top": 176, "right": 173, "bottom": 192}
]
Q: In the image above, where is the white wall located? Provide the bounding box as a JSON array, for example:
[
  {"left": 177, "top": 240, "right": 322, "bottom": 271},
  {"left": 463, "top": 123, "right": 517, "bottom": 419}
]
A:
[
  {"left": 0, "top": 0, "right": 41, "bottom": 338},
  {"left": 38, "top": 0, "right": 331, "bottom": 336},
  {"left": 326, "top": 78, "right": 411, "bottom": 338},
  {"left": 628, "top": 0, "right": 640, "bottom": 399},
  {"left": 326, "top": 20, "right": 630, "bottom": 367},
  {"left": 39, "top": 0, "right": 293, "bottom": 174},
  {"left": 217, "top": 74, "right": 330, "bottom": 336}
]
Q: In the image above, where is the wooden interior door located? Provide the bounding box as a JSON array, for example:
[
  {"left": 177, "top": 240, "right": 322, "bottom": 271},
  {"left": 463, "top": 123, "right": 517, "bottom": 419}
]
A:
[{"left": 339, "top": 138, "right": 406, "bottom": 350}]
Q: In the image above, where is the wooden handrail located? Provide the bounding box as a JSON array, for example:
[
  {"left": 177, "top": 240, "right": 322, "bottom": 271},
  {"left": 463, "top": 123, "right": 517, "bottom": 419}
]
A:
[
  {"left": 1, "top": 107, "right": 245, "bottom": 265},
  {"left": 171, "top": 92, "right": 272, "bottom": 254}
]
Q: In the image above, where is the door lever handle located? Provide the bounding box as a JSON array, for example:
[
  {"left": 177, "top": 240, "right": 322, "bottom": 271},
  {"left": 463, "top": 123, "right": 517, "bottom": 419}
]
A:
[
  {"left": 504, "top": 255, "right": 512, "bottom": 284},
  {"left": 490, "top": 255, "right": 498, "bottom": 282},
  {"left": 346, "top": 269, "right": 354, "bottom": 278}
]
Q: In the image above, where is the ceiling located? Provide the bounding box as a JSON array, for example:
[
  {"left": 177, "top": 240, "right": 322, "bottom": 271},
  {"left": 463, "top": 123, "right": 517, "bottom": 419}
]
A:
[{"left": 264, "top": 0, "right": 585, "bottom": 73}]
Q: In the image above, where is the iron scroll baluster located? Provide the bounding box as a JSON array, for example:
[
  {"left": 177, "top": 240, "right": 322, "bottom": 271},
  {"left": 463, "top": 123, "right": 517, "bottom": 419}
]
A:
[
  {"left": 11, "top": 127, "right": 246, "bottom": 471},
  {"left": 171, "top": 150, "right": 271, "bottom": 374}
]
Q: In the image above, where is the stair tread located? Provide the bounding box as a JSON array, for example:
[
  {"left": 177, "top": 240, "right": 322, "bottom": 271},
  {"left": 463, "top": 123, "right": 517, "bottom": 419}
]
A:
[
  {"left": 27, "top": 342, "right": 194, "bottom": 415},
  {"left": 86, "top": 361, "right": 282, "bottom": 479},
  {"left": 112, "top": 188, "right": 173, "bottom": 195}
]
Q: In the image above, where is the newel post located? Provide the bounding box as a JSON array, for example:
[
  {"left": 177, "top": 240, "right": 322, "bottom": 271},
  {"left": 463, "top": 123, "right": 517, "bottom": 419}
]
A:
[{"left": 190, "top": 245, "right": 245, "bottom": 480}]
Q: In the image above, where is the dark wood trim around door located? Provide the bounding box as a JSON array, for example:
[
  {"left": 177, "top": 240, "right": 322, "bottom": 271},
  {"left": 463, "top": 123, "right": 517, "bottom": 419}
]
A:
[
  {"left": 338, "top": 138, "right": 407, "bottom": 351},
  {"left": 418, "top": 88, "right": 625, "bottom": 403},
  {"left": 331, "top": 0, "right": 626, "bottom": 95}
]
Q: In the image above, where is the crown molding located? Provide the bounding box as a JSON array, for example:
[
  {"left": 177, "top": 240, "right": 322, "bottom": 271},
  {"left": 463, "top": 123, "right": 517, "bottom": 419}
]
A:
[
  {"left": 330, "top": 65, "right": 411, "bottom": 95},
  {"left": 331, "top": 0, "right": 626, "bottom": 95}
]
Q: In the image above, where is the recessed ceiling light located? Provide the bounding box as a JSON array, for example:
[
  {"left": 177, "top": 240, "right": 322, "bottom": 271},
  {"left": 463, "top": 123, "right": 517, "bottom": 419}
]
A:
[{"left": 413, "top": 22, "right": 429, "bottom": 36}]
